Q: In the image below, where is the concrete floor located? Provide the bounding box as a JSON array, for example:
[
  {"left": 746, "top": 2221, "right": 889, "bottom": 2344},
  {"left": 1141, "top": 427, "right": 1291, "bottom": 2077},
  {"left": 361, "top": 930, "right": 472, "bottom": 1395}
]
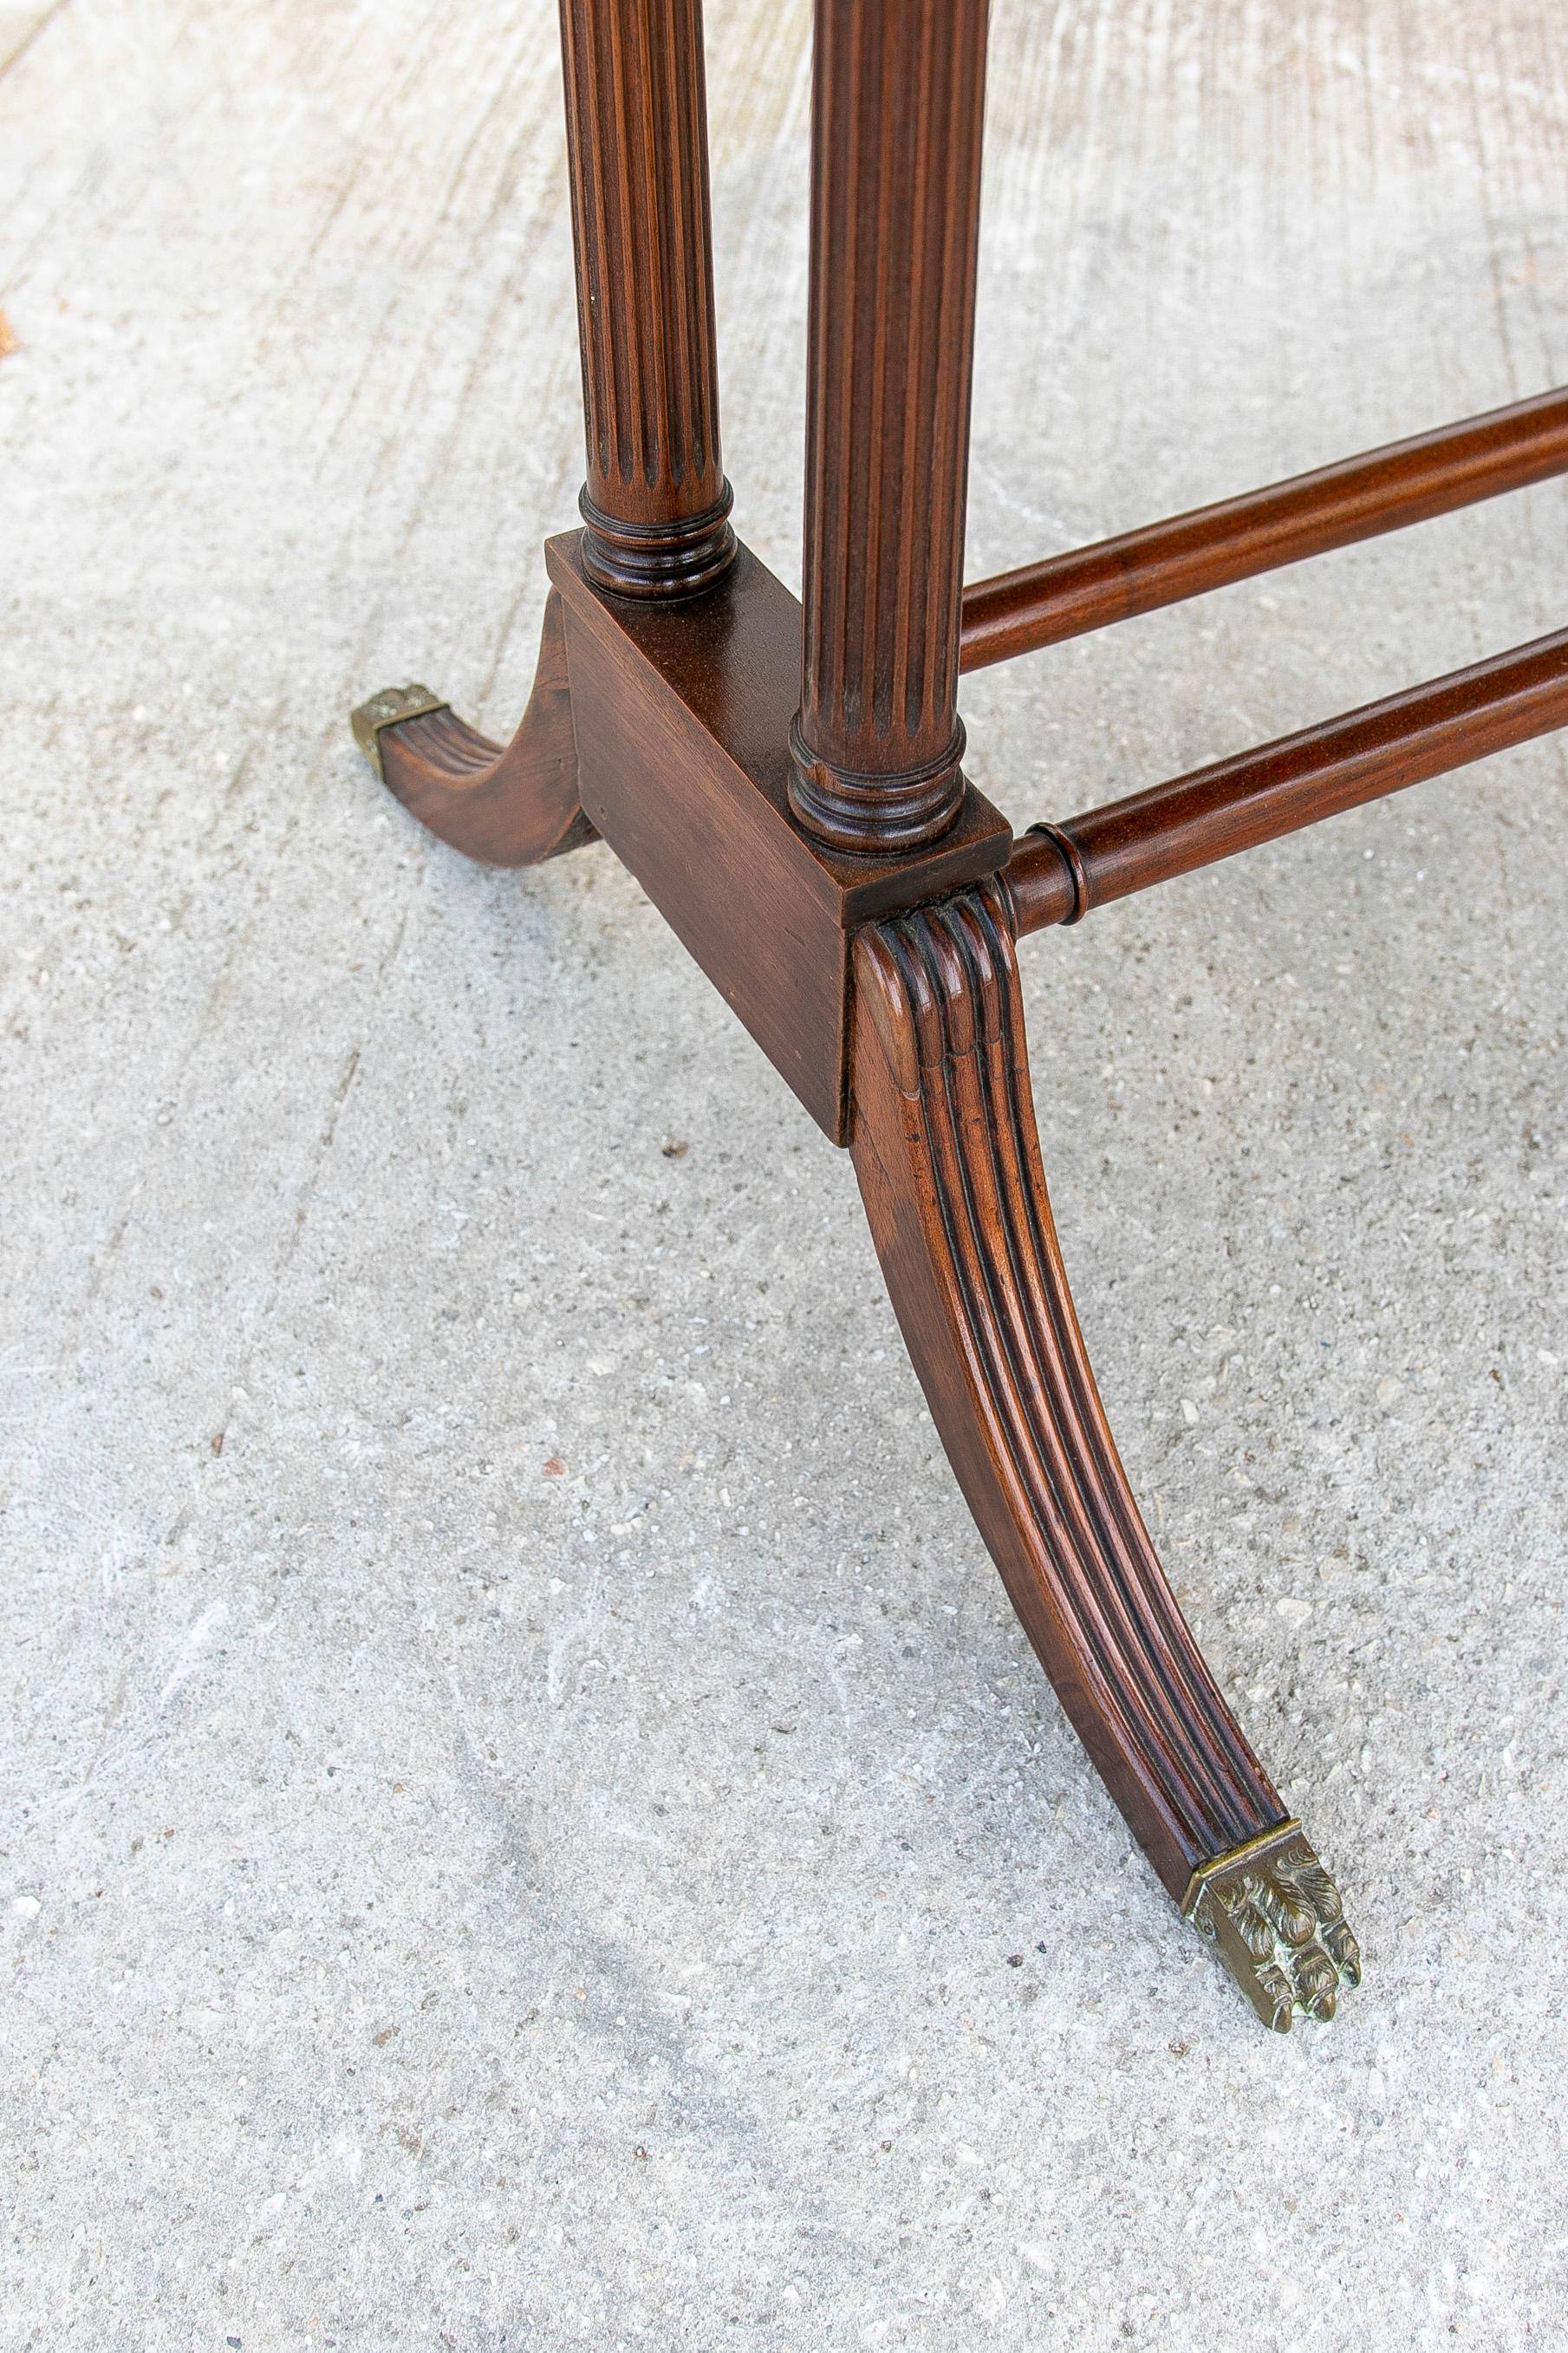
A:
[{"left": 4, "top": 2, "right": 1568, "bottom": 2346}]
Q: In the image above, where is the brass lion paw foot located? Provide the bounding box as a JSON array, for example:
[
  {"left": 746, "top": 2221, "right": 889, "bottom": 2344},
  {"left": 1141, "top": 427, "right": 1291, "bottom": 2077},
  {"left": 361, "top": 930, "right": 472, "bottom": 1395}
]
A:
[
  {"left": 350, "top": 682, "right": 451, "bottom": 773},
  {"left": 1184, "top": 1822, "right": 1362, "bottom": 2030}
]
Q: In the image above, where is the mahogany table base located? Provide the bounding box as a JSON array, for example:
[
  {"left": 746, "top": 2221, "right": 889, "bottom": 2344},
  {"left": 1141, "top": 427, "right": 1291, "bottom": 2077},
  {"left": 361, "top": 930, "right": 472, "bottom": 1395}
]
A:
[
  {"left": 349, "top": 0, "right": 1568, "bottom": 2032},
  {"left": 351, "top": 537, "right": 1365, "bottom": 2036}
]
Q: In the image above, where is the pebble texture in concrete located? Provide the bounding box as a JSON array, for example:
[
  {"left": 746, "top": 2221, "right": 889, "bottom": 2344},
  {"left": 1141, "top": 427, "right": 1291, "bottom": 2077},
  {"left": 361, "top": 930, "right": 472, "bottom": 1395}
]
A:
[{"left": 3, "top": 3, "right": 1566, "bottom": 2347}]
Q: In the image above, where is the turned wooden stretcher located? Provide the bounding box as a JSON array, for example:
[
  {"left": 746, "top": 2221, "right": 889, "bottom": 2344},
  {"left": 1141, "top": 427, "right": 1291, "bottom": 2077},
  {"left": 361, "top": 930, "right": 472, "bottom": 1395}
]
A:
[{"left": 352, "top": 0, "right": 1568, "bottom": 2030}]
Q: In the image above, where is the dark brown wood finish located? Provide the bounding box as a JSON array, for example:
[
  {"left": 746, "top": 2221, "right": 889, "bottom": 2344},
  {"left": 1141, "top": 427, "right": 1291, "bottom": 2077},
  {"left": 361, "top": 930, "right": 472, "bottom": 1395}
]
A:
[
  {"left": 849, "top": 880, "right": 1360, "bottom": 2028},
  {"left": 558, "top": 0, "right": 736, "bottom": 596},
  {"left": 789, "top": 0, "right": 990, "bottom": 853},
  {"left": 1007, "top": 623, "right": 1568, "bottom": 932},
  {"left": 852, "top": 882, "right": 1284, "bottom": 1885},
  {"left": 961, "top": 385, "right": 1568, "bottom": 670},
  {"left": 545, "top": 531, "right": 1010, "bottom": 1142},
  {"left": 350, "top": 590, "right": 595, "bottom": 867}
]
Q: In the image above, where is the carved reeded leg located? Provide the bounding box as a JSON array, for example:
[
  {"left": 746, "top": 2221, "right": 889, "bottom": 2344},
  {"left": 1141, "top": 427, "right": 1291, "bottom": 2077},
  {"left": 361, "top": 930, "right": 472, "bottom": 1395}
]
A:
[
  {"left": 351, "top": 590, "right": 595, "bottom": 867},
  {"left": 849, "top": 877, "right": 1360, "bottom": 2029}
]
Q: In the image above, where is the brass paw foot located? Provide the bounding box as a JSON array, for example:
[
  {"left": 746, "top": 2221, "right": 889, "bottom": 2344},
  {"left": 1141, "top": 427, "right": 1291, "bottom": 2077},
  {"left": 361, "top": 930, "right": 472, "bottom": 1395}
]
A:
[
  {"left": 349, "top": 684, "right": 451, "bottom": 780},
  {"left": 1183, "top": 1822, "right": 1361, "bottom": 2031}
]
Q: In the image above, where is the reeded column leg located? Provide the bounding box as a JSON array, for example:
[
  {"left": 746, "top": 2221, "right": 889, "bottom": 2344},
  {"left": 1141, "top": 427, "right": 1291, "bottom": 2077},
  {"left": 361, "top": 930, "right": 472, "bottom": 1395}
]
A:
[
  {"left": 789, "top": 0, "right": 989, "bottom": 853},
  {"left": 561, "top": 0, "right": 736, "bottom": 596},
  {"left": 352, "top": 0, "right": 735, "bottom": 852}
]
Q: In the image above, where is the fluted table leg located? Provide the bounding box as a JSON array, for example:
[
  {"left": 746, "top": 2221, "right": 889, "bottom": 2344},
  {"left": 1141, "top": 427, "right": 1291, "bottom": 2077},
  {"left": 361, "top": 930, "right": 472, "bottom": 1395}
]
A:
[
  {"left": 790, "top": 0, "right": 990, "bottom": 853},
  {"left": 558, "top": 0, "right": 737, "bottom": 598}
]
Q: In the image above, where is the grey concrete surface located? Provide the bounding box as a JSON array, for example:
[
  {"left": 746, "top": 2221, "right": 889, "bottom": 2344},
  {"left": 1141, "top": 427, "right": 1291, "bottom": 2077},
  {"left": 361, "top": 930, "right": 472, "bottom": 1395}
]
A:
[{"left": 3, "top": 3, "right": 1567, "bottom": 2347}]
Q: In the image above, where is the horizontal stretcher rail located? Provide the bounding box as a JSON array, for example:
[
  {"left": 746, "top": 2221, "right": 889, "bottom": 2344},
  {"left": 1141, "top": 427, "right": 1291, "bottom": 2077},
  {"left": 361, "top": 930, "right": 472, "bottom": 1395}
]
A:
[
  {"left": 960, "top": 387, "right": 1568, "bottom": 673},
  {"left": 1005, "top": 626, "right": 1568, "bottom": 934}
]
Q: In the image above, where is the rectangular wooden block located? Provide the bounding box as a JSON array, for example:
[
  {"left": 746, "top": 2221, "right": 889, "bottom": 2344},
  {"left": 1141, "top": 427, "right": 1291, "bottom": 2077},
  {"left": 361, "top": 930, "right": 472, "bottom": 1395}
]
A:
[{"left": 545, "top": 531, "right": 1012, "bottom": 1142}]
